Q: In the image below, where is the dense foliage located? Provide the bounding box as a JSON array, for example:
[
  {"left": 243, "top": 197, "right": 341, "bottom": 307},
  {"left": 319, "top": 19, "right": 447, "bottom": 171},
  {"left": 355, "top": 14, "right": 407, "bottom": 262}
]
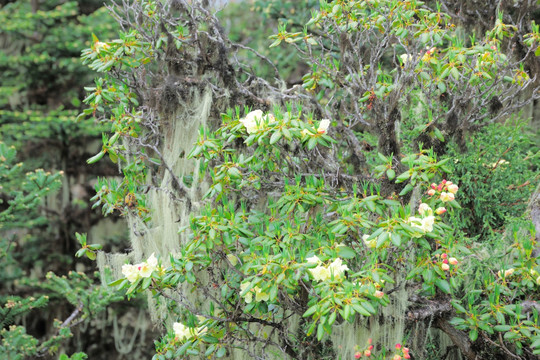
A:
[
  {"left": 1, "top": 0, "right": 540, "bottom": 359},
  {"left": 77, "top": 0, "right": 540, "bottom": 359}
]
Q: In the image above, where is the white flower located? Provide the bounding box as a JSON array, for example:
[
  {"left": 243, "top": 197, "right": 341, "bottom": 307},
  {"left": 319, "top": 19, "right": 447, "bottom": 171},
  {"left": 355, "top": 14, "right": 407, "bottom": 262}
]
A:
[
  {"left": 240, "top": 282, "right": 254, "bottom": 303},
  {"left": 306, "top": 255, "right": 322, "bottom": 264},
  {"left": 95, "top": 41, "right": 110, "bottom": 51},
  {"left": 400, "top": 53, "right": 413, "bottom": 64},
  {"left": 408, "top": 216, "right": 435, "bottom": 233},
  {"left": 440, "top": 192, "right": 454, "bottom": 202},
  {"left": 328, "top": 258, "right": 349, "bottom": 280},
  {"left": 147, "top": 253, "right": 158, "bottom": 267},
  {"left": 447, "top": 184, "right": 459, "bottom": 194},
  {"left": 254, "top": 287, "right": 270, "bottom": 302},
  {"left": 421, "top": 216, "right": 435, "bottom": 233},
  {"left": 408, "top": 216, "right": 423, "bottom": 230},
  {"left": 240, "top": 110, "right": 264, "bottom": 134},
  {"left": 173, "top": 322, "right": 191, "bottom": 341},
  {"left": 418, "top": 203, "right": 432, "bottom": 216},
  {"left": 240, "top": 282, "right": 269, "bottom": 303},
  {"left": 317, "top": 119, "right": 330, "bottom": 134},
  {"left": 122, "top": 264, "right": 140, "bottom": 283},
  {"left": 139, "top": 254, "right": 158, "bottom": 278},
  {"left": 310, "top": 265, "right": 330, "bottom": 282}
]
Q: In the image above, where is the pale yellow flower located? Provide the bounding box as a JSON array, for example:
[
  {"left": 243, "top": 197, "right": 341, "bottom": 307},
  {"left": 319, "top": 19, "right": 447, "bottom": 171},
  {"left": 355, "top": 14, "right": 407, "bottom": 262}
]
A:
[
  {"left": 240, "top": 282, "right": 254, "bottom": 303},
  {"left": 254, "top": 287, "right": 270, "bottom": 302},
  {"left": 317, "top": 119, "right": 330, "bottom": 134},
  {"left": 400, "top": 54, "right": 413, "bottom": 64},
  {"left": 240, "top": 110, "right": 264, "bottom": 134},
  {"left": 328, "top": 258, "right": 349, "bottom": 280},
  {"left": 95, "top": 41, "right": 110, "bottom": 51},
  {"left": 498, "top": 268, "right": 515, "bottom": 278},
  {"left": 173, "top": 322, "right": 191, "bottom": 341},
  {"left": 306, "top": 255, "right": 322, "bottom": 264},
  {"left": 440, "top": 192, "right": 454, "bottom": 202},
  {"left": 310, "top": 265, "right": 330, "bottom": 282},
  {"left": 421, "top": 216, "right": 435, "bottom": 233},
  {"left": 418, "top": 203, "right": 432, "bottom": 216},
  {"left": 121, "top": 264, "right": 140, "bottom": 283}
]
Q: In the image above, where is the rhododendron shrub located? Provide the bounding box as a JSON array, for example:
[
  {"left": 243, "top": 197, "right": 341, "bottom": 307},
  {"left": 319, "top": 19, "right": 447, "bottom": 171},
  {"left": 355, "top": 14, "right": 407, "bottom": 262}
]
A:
[{"left": 80, "top": 0, "right": 540, "bottom": 358}]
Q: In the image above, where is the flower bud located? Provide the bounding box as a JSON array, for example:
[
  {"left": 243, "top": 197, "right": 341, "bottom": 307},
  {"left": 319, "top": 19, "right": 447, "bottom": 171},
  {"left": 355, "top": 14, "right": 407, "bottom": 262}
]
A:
[
  {"left": 428, "top": 189, "right": 436, "bottom": 196},
  {"left": 448, "top": 184, "right": 459, "bottom": 194},
  {"left": 395, "top": 343, "right": 402, "bottom": 350},
  {"left": 431, "top": 183, "right": 437, "bottom": 189},
  {"left": 441, "top": 263, "right": 450, "bottom": 271},
  {"left": 374, "top": 290, "right": 384, "bottom": 299},
  {"left": 504, "top": 268, "right": 515, "bottom": 277},
  {"left": 442, "top": 259, "right": 448, "bottom": 264},
  {"left": 393, "top": 355, "right": 402, "bottom": 360},
  {"left": 449, "top": 257, "right": 458, "bottom": 265},
  {"left": 435, "top": 207, "right": 446, "bottom": 215},
  {"left": 364, "top": 349, "right": 371, "bottom": 357},
  {"left": 441, "top": 253, "right": 447, "bottom": 259},
  {"left": 354, "top": 351, "right": 362, "bottom": 359}
]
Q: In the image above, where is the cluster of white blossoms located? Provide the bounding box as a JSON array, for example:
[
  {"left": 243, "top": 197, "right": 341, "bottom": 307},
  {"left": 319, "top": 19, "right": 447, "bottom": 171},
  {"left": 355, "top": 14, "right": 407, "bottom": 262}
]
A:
[
  {"left": 121, "top": 253, "right": 158, "bottom": 283},
  {"left": 173, "top": 320, "right": 207, "bottom": 342},
  {"left": 240, "top": 282, "right": 269, "bottom": 303},
  {"left": 307, "top": 256, "right": 349, "bottom": 282},
  {"left": 408, "top": 203, "right": 436, "bottom": 234},
  {"left": 239, "top": 110, "right": 275, "bottom": 134}
]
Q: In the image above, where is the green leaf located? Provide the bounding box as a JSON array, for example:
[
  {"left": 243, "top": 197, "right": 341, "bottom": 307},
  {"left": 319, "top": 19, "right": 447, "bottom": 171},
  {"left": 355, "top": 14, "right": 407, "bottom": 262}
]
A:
[
  {"left": 376, "top": 231, "right": 390, "bottom": 248},
  {"left": 317, "top": 323, "right": 324, "bottom": 340},
  {"left": 87, "top": 151, "right": 105, "bottom": 164},
  {"left": 399, "top": 183, "right": 414, "bottom": 196},
  {"left": 469, "top": 329, "right": 478, "bottom": 342},
  {"left": 435, "top": 279, "right": 451, "bottom": 294},
  {"left": 85, "top": 250, "right": 96, "bottom": 260},
  {"left": 494, "top": 325, "right": 512, "bottom": 332},
  {"left": 386, "top": 169, "right": 396, "bottom": 180},
  {"left": 269, "top": 131, "right": 282, "bottom": 145},
  {"left": 307, "top": 137, "right": 317, "bottom": 150},
  {"left": 337, "top": 246, "right": 356, "bottom": 259},
  {"left": 304, "top": 304, "right": 318, "bottom": 318},
  {"left": 216, "top": 347, "right": 227, "bottom": 358}
]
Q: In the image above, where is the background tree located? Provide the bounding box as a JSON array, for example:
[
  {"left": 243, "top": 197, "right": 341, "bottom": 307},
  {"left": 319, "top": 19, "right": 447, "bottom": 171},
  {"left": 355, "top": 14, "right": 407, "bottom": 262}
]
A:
[{"left": 0, "top": 1, "right": 157, "bottom": 358}]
